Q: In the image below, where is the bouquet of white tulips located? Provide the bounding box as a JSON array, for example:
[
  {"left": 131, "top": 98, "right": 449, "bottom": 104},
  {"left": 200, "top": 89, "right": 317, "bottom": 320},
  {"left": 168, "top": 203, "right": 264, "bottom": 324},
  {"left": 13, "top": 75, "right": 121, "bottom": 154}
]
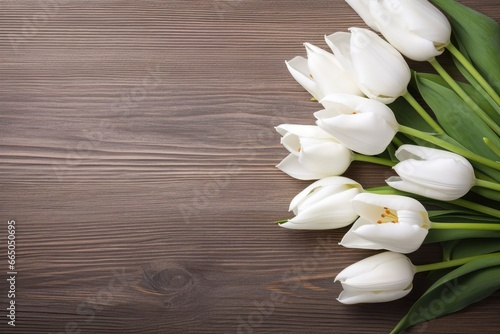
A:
[{"left": 275, "top": 0, "right": 500, "bottom": 332}]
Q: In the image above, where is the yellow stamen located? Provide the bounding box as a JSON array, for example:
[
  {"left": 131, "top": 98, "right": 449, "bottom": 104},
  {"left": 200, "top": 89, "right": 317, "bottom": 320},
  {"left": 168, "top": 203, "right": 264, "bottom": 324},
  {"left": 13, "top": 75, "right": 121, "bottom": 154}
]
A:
[{"left": 377, "top": 207, "right": 399, "bottom": 224}]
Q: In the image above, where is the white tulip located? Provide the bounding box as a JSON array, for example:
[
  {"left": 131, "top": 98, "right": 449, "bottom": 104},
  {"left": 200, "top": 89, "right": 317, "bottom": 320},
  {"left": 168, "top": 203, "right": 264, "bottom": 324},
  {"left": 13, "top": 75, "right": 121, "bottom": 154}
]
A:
[
  {"left": 335, "top": 251, "right": 416, "bottom": 304},
  {"left": 325, "top": 28, "right": 411, "bottom": 104},
  {"left": 280, "top": 176, "right": 363, "bottom": 230},
  {"left": 314, "top": 94, "right": 399, "bottom": 155},
  {"left": 346, "top": 0, "right": 452, "bottom": 61},
  {"left": 386, "top": 145, "right": 476, "bottom": 201},
  {"left": 340, "top": 193, "right": 430, "bottom": 253},
  {"left": 285, "top": 43, "right": 363, "bottom": 101},
  {"left": 276, "top": 124, "right": 353, "bottom": 180}
]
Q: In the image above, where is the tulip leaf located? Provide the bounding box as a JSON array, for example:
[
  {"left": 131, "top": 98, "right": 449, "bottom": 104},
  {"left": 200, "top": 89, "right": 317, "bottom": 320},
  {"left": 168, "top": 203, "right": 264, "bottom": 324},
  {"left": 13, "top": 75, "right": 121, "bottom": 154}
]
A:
[
  {"left": 448, "top": 238, "right": 500, "bottom": 260},
  {"left": 389, "top": 96, "right": 434, "bottom": 132},
  {"left": 430, "top": 0, "right": 500, "bottom": 94},
  {"left": 425, "top": 229, "right": 500, "bottom": 244},
  {"left": 390, "top": 256, "right": 500, "bottom": 334},
  {"left": 415, "top": 73, "right": 500, "bottom": 181}
]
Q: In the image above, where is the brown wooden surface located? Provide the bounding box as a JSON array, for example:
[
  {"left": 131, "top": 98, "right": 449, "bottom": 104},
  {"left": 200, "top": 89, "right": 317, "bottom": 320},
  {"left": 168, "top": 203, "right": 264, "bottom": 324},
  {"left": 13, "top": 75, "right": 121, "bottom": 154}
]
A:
[{"left": 1, "top": 1, "right": 499, "bottom": 333}]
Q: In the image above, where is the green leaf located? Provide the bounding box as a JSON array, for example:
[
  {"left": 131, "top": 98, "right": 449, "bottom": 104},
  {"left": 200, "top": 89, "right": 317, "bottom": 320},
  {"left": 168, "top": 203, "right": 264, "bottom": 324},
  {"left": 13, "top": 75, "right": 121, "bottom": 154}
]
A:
[
  {"left": 389, "top": 95, "right": 434, "bottom": 132},
  {"left": 449, "top": 238, "right": 500, "bottom": 259},
  {"left": 391, "top": 255, "right": 500, "bottom": 333},
  {"left": 430, "top": 0, "right": 500, "bottom": 95},
  {"left": 415, "top": 73, "right": 500, "bottom": 181}
]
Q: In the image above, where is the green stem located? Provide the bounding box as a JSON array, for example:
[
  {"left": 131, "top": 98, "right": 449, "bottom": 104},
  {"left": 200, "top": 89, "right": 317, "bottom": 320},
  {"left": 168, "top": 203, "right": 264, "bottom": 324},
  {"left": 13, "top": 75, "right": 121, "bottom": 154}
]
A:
[
  {"left": 431, "top": 222, "right": 500, "bottom": 231},
  {"left": 353, "top": 153, "right": 396, "bottom": 167},
  {"left": 447, "top": 43, "right": 500, "bottom": 107},
  {"left": 399, "top": 125, "right": 500, "bottom": 170},
  {"left": 484, "top": 137, "right": 500, "bottom": 158},
  {"left": 403, "top": 91, "right": 444, "bottom": 133},
  {"left": 415, "top": 253, "right": 500, "bottom": 273},
  {"left": 450, "top": 198, "right": 500, "bottom": 218},
  {"left": 392, "top": 136, "right": 404, "bottom": 148},
  {"left": 475, "top": 178, "right": 500, "bottom": 192},
  {"left": 428, "top": 57, "right": 500, "bottom": 136}
]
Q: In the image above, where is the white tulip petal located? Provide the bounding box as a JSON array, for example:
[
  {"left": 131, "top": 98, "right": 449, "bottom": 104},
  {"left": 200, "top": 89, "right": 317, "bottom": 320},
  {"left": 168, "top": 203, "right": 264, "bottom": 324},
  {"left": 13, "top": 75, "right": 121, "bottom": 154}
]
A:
[
  {"left": 276, "top": 154, "right": 326, "bottom": 180},
  {"left": 351, "top": 193, "right": 428, "bottom": 217},
  {"left": 398, "top": 0, "right": 451, "bottom": 44},
  {"left": 324, "top": 32, "right": 357, "bottom": 76},
  {"left": 280, "top": 132, "right": 301, "bottom": 155},
  {"left": 295, "top": 184, "right": 350, "bottom": 211},
  {"left": 285, "top": 56, "right": 321, "bottom": 99},
  {"left": 319, "top": 93, "right": 399, "bottom": 128},
  {"left": 300, "top": 139, "right": 353, "bottom": 176},
  {"left": 316, "top": 111, "right": 397, "bottom": 155},
  {"left": 305, "top": 43, "right": 362, "bottom": 98},
  {"left": 289, "top": 176, "right": 362, "bottom": 211},
  {"left": 395, "top": 145, "right": 471, "bottom": 165},
  {"left": 345, "top": 0, "right": 380, "bottom": 31},
  {"left": 291, "top": 188, "right": 361, "bottom": 227},
  {"left": 279, "top": 220, "right": 349, "bottom": 230},
  {"left": 349, "top": 28, "right": 410, "bottom": 101},
  {"left": 276, "top": 124, "right": 332, "bottom": 139},
  {"left": 353, "top": 223, "right": 428, "bottom": 253},
  {"left": 335, "top": 251, "right": 411, "bottom": 283},
  {"left": 340, "top": 218, "right": 382, "bottom": 250},
  {"left": 389, "top": 145, "right": 476, "bottom": 200},
  {"left": 337, "top": 285, "right": 412, "bottom": 304}
]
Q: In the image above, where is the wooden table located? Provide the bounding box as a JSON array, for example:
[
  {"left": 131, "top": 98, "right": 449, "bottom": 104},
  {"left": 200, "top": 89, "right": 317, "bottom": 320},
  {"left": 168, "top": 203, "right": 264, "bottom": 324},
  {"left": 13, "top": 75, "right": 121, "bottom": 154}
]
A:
[{"left": 1, "top": 0, "right": 499, "bottom": 333}]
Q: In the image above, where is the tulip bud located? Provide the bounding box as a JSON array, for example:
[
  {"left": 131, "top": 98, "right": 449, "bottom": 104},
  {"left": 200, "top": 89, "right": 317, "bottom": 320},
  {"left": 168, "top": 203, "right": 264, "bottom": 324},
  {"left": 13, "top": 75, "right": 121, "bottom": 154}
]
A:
[
  {"left": 340, "top": 193, "right": 430, "bottom": 253},
  {"left": 276, "top": 124, "right": 353, "bottom": 180},
  {"left": 285, "top": 43, "right": 363, "bottom": 101},
  {"left": 386, "top": 145, "right": 476, "bottom": 201},
  {"left": 335, "top": 251, "right": 416, "bottom": 304},
  {"left": 314, "top": 94, "right": 399, "bottom": 155},
  {"left": 346, "top": 0, "right": 452, "bottom": 61},
  {"left": 280, "top": 176, "right": 363, "bottom": 230}
]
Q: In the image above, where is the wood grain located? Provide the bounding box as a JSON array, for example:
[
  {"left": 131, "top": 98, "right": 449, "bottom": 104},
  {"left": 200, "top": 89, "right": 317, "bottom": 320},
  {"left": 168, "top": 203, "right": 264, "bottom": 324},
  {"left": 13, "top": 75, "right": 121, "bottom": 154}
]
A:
[{"left": 0, "top": 0, "right": 499, "bottom": 333}]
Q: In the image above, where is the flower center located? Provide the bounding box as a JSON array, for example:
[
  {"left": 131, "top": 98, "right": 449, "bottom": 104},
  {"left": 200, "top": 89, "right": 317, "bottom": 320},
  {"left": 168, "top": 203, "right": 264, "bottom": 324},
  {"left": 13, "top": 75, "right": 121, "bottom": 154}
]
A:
[{"left": 377, "top": 207, "right": 399, "bottom": 224}]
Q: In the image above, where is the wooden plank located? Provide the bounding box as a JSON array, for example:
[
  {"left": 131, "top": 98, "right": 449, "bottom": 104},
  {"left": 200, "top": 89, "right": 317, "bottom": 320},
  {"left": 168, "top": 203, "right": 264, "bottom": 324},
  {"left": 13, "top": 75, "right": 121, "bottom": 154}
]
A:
[{"left": 0, "top": 0, "right": 499, "bottom": 333}]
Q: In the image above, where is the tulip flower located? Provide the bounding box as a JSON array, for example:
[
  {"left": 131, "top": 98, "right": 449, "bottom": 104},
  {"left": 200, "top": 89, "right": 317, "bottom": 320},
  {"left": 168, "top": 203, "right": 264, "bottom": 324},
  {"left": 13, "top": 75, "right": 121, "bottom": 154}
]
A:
[
  {"left": 279, "top": 176, "right": 363, "bottom": 230},
  {"left": 314, "top": 94, "right": 399, "bottom": 155},
  {"left": 325, "top": 28, "right": 411, "bottom": 104},
  {"left": 345, "top": 0, "right": 452, "bottom": 61},
  {"left": 335, "top": 251, "right": 416, "bottom": 304},
  {"left": 340, "top": 193, "right": 430, "bottom": 253},
  {"left": 285, "top": 43, "right": 363, "bottom": 101},
  {"left": 276, "top": 124, "right": 353, "bottom": 180},
  {"left": 386, "top": 145, "right": 476, "bottom": 201}
]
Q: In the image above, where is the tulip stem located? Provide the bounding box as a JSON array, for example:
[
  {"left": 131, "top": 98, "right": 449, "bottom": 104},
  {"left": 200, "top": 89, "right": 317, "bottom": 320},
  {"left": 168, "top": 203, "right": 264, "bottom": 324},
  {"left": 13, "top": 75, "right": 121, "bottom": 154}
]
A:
[
  {"left": 431, "top": 222, "right": 500, "bottom": 231},
  {"left": 450, "top": 198, "right": 500, "bottom": 218},
  {"left": 428, "top": 57, "right": 500, "bottom": 136},
  {"left": 474, "top": 178, "right": 500, "bottom": 192},
  {"left": 398, "top": 125, "right": 500, "bottom": 170},
  {"left": 484, "top": 137, "right": 500, "bottom": 158},
  {"left": 415, "top": 252, "right": 500, "bottom": 273},
  {"left": 392, "top": 136, "right": 404, "bottom": 148},
  {"left": 403, "top": 92, "right": 444, "bottom": 133},
  {"left": 353, "top": 154, "right": 396, "bottom": 167},
  {"left": 446, "top": 43, "right": 500, "bottom": 108}
]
